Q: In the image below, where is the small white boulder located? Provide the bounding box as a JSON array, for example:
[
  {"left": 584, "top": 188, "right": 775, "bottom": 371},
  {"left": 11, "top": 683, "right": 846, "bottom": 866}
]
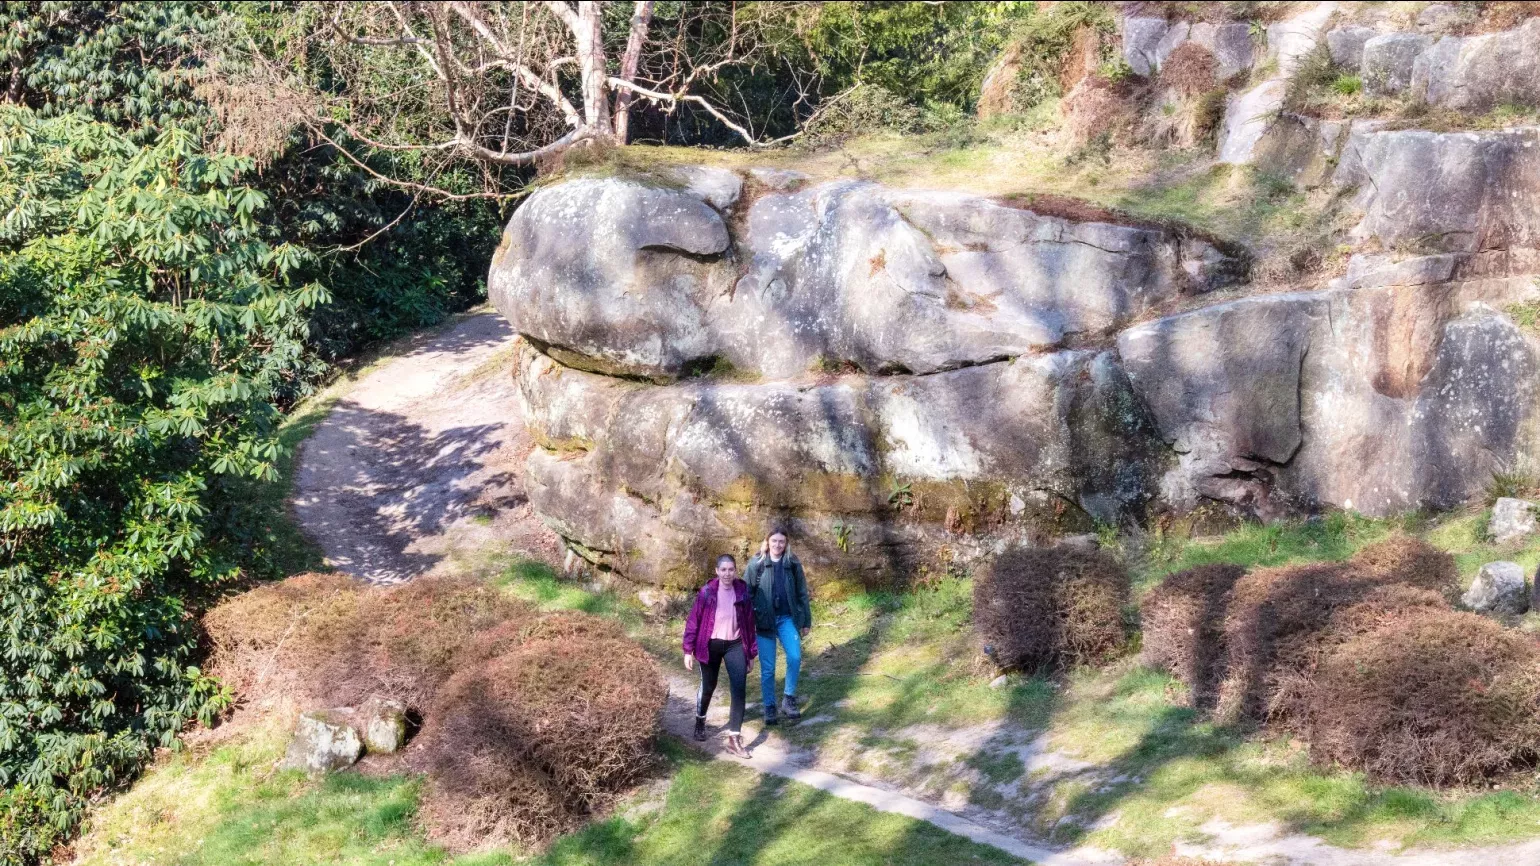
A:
[
  {"left": 1489, "top": 497, "right": 1538, "bottom": 545},
  {"left": 1463, "top": 561, "right": 1529, "bottom": 615}
]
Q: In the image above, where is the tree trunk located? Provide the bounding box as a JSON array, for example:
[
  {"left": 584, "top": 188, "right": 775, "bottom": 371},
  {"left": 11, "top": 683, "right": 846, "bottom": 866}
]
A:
[
  {"left": 575, "top": 1, "right": 613, "bottom": 137},
  {"left": 613, "top": 0, "right": 654, "bottom": 143}
]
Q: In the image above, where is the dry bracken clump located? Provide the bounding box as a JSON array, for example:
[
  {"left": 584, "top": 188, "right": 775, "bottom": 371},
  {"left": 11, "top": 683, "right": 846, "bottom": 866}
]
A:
[
  {"left": 1212, "top": 536, "right": 1458, "bottom": 724},
  {"left": 205, "top": 571, "right": 665, "bottom": 850},
  {"left": 1303, "top": 608, "right": 1540, "bottom": 786},
  {"left": 974, "top": 545, "right": 1129, "bottom": 673},
  {"left": 1138, "top": 563, "right": 1245, "bottom": 706}
]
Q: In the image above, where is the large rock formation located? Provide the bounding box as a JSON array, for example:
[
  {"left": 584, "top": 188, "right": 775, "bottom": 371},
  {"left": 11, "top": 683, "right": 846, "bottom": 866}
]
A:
[{"left": 490, "top": 164, "right": 1540, "bottom": 587}]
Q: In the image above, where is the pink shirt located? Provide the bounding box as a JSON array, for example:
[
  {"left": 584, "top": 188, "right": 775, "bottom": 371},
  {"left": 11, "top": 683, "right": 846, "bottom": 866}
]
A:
[{"left": 710, "top": 580, "right": 740, "bottom": 641}]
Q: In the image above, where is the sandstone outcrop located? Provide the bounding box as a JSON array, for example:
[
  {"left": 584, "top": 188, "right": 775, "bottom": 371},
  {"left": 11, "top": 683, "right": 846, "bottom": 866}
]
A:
[{"left": 491, "top": 163, "right": 1540, "bottom": 586}]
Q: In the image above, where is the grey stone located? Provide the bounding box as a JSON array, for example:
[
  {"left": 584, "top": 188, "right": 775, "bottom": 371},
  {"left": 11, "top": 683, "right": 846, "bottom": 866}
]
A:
[
  {"left": 1489, "top": 497, "right": 1539, "bottom": 545},
  {"left": 1326, "top": 26, "right": 1377, "bottom": 70},
  {"left": 1361, "top": 33, "right": 1432, "bottom": 96},
  {"left": 1463, "top": 561, "right": 1528, "bottom": 614},
  {"left": 747, "top": 167, "right": 808, "bottom": 191},
  {"left": 1118, "top": 284, "right": 1540, "bottom": 519},
  {"left": 1190, "top": 22, "right": 1255, "bottom": 82},
  {"left": 1416, "top": 3, "right": 1466, "bottom": 34},
  {"left": 1219, "top": 3, "right": 1338, "bottom": 165},
  {"left": 1417, "top": 19, "right": 1540, "bottom": 111},
  {"left": 494, "top": 174, "right": 1242, "bottom": 383},
  {"left": 496, "top": 164, "right": 1540, "bottom": 585},
  {"left": 359, "top": 698, "right": 408, "bottom": 755},
  {"left": 666, "top": 165, "right": 742, "bottom": 212},
  {"left": 488, "top": 177, "right": 731, "bottom": 382},
  {"left": 1119, "top": 294, "right": 1319, "bottom": 515},
  {"left": 988, "top": 674, "right": 1012, "bottom": 690},
  {"left": 1059, "top": 534, "right": 1100, "bottom": 552},
  {"left": 278, "top": 710, "right": 363, "bottom": 773},
  {"left": 515, "top": 337, "right": 1159, "bottom": 586},
  {"left": 1338, "top": 127, "right": 1540, "bottom": 254},
  {"left": 1250, "top": 113, "right": 1347, "bottom": 187},
  {"left": 1122, "top": 17, "right": 1171, "bottom": 78}
]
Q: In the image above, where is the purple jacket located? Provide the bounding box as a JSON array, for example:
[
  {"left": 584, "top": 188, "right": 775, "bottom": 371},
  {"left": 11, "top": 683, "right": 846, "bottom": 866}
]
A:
[{"left": 682, "top": 577, "right": 758, "bottom": 663}]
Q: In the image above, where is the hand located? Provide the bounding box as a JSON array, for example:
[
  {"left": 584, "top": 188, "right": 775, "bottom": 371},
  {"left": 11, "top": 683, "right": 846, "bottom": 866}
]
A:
[
  {"left": 684, "top": 652, "right": 695, "bottom": 671},
  {"left": 800, "top": 628, "right": 809, "bottom": 639}
]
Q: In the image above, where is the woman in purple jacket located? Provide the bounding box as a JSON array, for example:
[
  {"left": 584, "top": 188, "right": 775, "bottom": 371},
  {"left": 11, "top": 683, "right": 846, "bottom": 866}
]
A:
[{"left": 683, "top": 553, "right": 758, "bottom": 758}]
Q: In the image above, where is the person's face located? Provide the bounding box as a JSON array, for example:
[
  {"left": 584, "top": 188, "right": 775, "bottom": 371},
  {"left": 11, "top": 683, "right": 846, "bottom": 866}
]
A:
[
  {"left": 768, "top": 533, "right": 788, "bottom": 557},
  {"left": 716, "top": 558, "right": 737, "bottom": 581}
]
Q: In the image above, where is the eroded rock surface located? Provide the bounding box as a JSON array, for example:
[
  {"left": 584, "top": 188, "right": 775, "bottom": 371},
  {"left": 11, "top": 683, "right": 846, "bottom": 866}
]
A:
[{"left": 492, "top": 168, "right": 1540, "bottom": 586}]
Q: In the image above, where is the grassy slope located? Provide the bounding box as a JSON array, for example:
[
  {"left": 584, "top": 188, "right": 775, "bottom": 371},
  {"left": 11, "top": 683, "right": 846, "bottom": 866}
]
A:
[
  {"left": 74, "top": 717, "right": 1020, "bottom": 866},
  {"left": 493, "top": 509, "right": 1540, "bottom": 856}
]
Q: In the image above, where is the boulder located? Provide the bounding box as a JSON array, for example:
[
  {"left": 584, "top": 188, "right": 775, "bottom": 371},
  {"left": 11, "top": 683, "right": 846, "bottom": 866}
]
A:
[
  {"left": 278, "top": 710, "right": 363, "bottom": 773},
  {"left": 1120, "top": 283, "right": 1540, "bottom": 518},
  {"left": 1118, "top": 294, "right": 1319, "bottom": 514},
  {"left": 1326, "top": 26, "right": 1377, "bottom": 70},
  {"left": 492, "top": 176, "right": 1243, "bottom": 383},
  {"left": 1218, "top": 3, "right": 1336, "bottom": 165},
  {"left": 1489, "top": 498, "right": 1539, "bottom": 545},
  {"left": 359, "top": 698, "right": 408, "bottom": 755},
  {"left": 515, "top": 337, "right": 1162, "bottom": 586},
  {"left": 1462, "top": 561, "right": 1528, "bottom": 614},
  {"left": 1416, "top": 19, "right": 1540, "bottom": 111},
  {"left": 1336, "top": 127, "right": 1540, "bottom": 254},
  {"left": 1250, "top": 113, "right": 1347, "bottom": 188},
  {"left": 1361, "top": 33, "right": 1431, "bottom": 96},
  {"left": 494, "top": 166, "right": 1540, "bottom": 586},
  {"left": 1189, "top": 22, "right": 1255, "bottom": 83},
  {"left": 1122, "top": 17, "right": 1172, "bottom": 78}
]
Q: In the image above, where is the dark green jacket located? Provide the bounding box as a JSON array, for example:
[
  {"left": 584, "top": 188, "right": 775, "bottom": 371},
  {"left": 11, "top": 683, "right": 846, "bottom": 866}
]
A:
[{"left": 744, "top": 551, "right": 812, "bottom": 634}]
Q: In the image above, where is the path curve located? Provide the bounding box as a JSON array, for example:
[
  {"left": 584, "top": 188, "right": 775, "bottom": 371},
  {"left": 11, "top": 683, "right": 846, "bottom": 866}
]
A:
[
  {"left": 292, "top": 311, "right": 1540, "bottom": 866},
  {"left": 292, "top": 310, "right": 561, "bottom": 584}
]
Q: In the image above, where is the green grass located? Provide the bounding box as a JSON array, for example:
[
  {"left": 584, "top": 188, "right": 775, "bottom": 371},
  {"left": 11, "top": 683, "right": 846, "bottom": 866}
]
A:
[
  {"left": 72, "top": 719, "right": 505, "bottom": 866},
  {"left": 533, "top": 744, "right": 1022, "bottom": 866},
  {"left": 487, "top": 507, "right": 1540, "bottom": 856},
  {"left": 75, "top": 717, "right": 1024, "bottom": 866}
]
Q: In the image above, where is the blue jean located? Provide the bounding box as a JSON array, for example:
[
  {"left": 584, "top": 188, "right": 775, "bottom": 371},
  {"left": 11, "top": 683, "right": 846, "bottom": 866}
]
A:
[{"left": 757, "top": 614, "right": 803, "bottom": 707}]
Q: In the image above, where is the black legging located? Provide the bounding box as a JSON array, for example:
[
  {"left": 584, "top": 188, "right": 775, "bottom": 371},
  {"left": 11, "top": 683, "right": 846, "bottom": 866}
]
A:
[{"left": 697, "top": 638, "right": 746, "bottom": 734}]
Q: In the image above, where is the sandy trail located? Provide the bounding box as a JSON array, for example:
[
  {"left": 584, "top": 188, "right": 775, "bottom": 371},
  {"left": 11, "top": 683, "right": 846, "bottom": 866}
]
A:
[
  {"left": 292, "top": 310, "right": 561, "bottom": 585},
  {"left": 292, "top": 311, "right": 1540, "bottom": 866}
]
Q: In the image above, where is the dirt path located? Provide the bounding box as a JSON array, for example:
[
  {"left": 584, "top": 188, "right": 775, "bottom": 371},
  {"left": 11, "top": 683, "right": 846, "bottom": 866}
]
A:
[
  {"left": 292, "top": 311, "right": 1540, "bottom": 866},
  {"left": 292, "top": 309, "right": 561, "bottom": 585}
]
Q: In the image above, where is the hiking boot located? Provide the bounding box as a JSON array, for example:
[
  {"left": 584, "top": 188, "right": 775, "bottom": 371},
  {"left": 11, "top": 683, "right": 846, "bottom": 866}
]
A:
[
  {"left": 724, "top": 734, "right": 751, "bottom": 759},
  {"left": 693, "top": 715, "right": 707, "bottom": 741},
  {"left": 781, "top": 694, "right": 801, "bottom": 721},
  {"left": 763, "top": 702, "right": 779, "bottom": 726}
]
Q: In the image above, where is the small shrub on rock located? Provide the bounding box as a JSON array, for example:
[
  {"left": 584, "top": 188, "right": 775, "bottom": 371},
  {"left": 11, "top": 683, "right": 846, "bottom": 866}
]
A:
[
  {"left": 1139, "top": 564, "right": 1245, "bottom": 706},
  {"left": 1303, "top": 608, "right": 1540, "bottom": 785},
  {"left": 974, "top": 545, "right": 1129, "bottom": 673}
]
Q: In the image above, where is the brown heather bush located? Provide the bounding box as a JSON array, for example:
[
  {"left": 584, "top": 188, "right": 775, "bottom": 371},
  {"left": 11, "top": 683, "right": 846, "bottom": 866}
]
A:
[
  {"left": 206, "top": 572, "right": 532, "bottom": 711},
  {"left": 1303, "top": 608, "right": 1540, "bottom": 786},
  {"left": 1157, "top": 42, "right": 1217, "bottom": 97},
  {"left": 206, "top": 572, "right": 666, "bottom": 849},
  {"left": 203, "top": 571, "right": 363, "bottom": 704},
  {"left": 1213, "top": 535, "right": 1458, "bottom": 724},
  {"left": 974, "top": 545, "right": 1129, "bottom": 673},
  {"left": 1139, "top": 564, "right": 1245, "bottom": 706},
  {"left": 1062, "top": 75, "right": 1139, "bottom": 148},
  {"left": 418, "top": 634, "right": 666, "bottom": 848}
]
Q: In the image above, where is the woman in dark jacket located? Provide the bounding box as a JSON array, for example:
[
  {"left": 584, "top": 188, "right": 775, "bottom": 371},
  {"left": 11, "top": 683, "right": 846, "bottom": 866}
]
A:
[
  {"left": 682, "top": 553, "right": 758, "bottom": 758},
  {"left": 743, "top": 526, "right": 812, "bottom": 724}
]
